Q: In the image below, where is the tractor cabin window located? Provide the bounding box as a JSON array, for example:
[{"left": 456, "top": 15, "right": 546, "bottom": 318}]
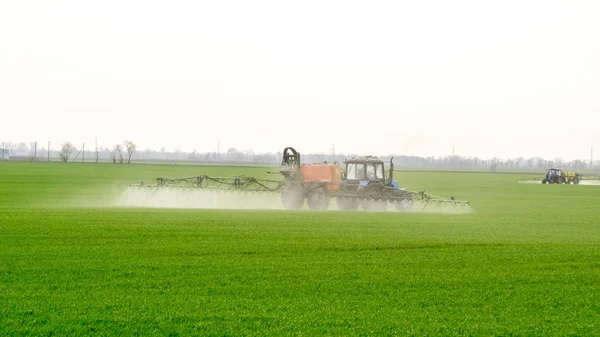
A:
[
  {"left": 366, "top": 163, "right": 384, "bottom": 180},
  {"left": 346, "top": 163, "right": 361, "bottom": 180}
]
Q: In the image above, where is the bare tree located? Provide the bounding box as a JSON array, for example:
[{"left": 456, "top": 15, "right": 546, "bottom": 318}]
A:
[
  {"left": 489, "top": 158, "right": 499, "bottom": 173},
  {"left": 59, "top": 142, "right": 74, "bottom": 162},
  {"left": 17, "top": 142, "right": 28, "bottom": 154},
  {"left": 112, "top": 144, "right": 123, "bottom": 164},
  {"left": 29, "top": 142, "right": 37, "bottom": 161},
  {"left": 118, "top": 146, "right": 123, "bottom": 163},
  {"left": 124, "top": 140, "right": 136, "bottom": 164}
]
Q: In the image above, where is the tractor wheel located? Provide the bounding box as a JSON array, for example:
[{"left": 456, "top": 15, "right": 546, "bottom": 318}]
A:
[
  {"left": 281, "top": 184, "right": 304, "bottom": 210},
  {"left": 337, "top": 197, "right": 358, "bottom": 211},
  {"left": 542, "top": 179, "right": 547, "bottom": 184},
  {"left": 307, "top": 187, "right": 329, "bottom": 211}
]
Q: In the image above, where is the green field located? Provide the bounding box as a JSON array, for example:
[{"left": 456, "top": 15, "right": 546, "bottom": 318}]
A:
[{"left": 1, "top": 162, "right": 599, "bottom": 335}]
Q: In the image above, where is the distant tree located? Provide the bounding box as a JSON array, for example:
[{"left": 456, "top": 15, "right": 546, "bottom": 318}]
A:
[
  {"left": 112, "top": 144, "right": 123, "bottom": 164},
  {"left": 226, "top": 147, "right": 245, "bottom": 161},
  {"left": 3, "top": 142, "right": 16, "bottom": 150},
  {"left": 17, "top": 142, "right": 28, "bottom": 154},
  {"left": 59, "top": 142, "right": 74, "bottom": 162},
  {"left": 124, "top": 140, "right": 136, "bottom": 164},
  {"left": 29, "top": 142, "right": 37, "bottom": 161},
  {"left": 489, "top": 159, "right": 499, "bottom": 173},
  {"left": 188, "top": 149, "right": 202, "bottom": 161},
  {"left": 554, "top": 157, "right": 564, "bottom": 168}
]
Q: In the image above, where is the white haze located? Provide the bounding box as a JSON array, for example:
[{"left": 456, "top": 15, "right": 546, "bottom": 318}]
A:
[
  {"left": 518, "top": 179, "right": 600, "bottom": 185},
  {"left": 1, "top": 0, "right": 600, "bottom": 160},
  {"left": 517, "top": 180, "right": 543, "bottom": 184},
  {"left": 579, "top": 180, "right": 600, "bottom": 186},
  {"left": 112, "top": 187, "right": 474, "bottom": 214},
  {"left": 116, "top": 188, "right": 286, "bottom": 210}
]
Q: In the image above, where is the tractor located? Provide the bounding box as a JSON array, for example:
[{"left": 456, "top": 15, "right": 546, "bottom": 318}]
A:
[
  {"left": 278, "top": 147, "right": 446, "bottom": 211},
  {"left": 336, "top": 155, "right": 413, "bottom": 211},
  {"left": 541, "top": 168, "right": 580, "bottom": 184},
  {"left": 129, "top": 146, "right": 470, "bottom": 211}
]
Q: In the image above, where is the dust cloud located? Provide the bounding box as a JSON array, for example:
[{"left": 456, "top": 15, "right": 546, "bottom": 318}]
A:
[
  {"left": 517, "top": 179, "right": 542, "bottom": 184},
  {"left": 517, "top": 179, "right": 600, "bottom": 185},
  {"left": 112, "top": 187, "right": 474, "bottom": 214},
  {"left": 115, "top": 187, "right": 285, "bottom": 210}
]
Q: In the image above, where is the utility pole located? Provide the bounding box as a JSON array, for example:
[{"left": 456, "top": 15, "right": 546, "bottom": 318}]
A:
[
  {"left": 1, "top": 142, "right": 4, "bottom": 160},
  {"left": 48, "top": 141, "right": 50, "bottom": 161},
  {"left": 95, "top": 138, "right": 98, "bottom": 163},
  {"left": 217, "top": 140, "right": 220, "bottom": 160},
  {"left": 82, "top": 143, "right": 85, "bottom": 163},
  {"left": 452, "top": 144, "right": 455, "bottom": 166},
  {"left": 331, "top": 144, "right": 335, "bottom": 161},
  {"left": 33, "top": 142, "right": 37, "bottom": 161},
  {"left": 592, "top": 146, "right": 594, "bottom": 169}
]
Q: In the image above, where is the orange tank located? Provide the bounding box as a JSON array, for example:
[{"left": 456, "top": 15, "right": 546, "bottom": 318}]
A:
[{"left": 300, "top": 164, "right": 341, "bottom": 191}]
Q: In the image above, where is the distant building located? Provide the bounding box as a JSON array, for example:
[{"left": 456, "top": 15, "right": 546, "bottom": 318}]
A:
[{"left": 0, "top": 148, "right": 10, "bottom": 160}]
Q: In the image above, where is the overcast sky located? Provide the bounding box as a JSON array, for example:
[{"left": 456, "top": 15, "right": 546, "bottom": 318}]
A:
[{"left": 1, "top": 0, "right": 599, "bottom": 160}]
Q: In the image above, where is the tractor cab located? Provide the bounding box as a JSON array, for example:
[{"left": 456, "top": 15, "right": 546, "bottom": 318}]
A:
[
  {"left": 343, "top": 156, "right": 385, "bottom": 181},
  {"left": 546, "top": 168, "right": 562, "bottom": 179},
  {"left": 342, "top": 156, "right": 399, "bottom": 190},
  {"left": 344, "top": 157, "right": 384, "bottom": 181},
  {"left": 542, "top": 168, "right": 566, "bottom": 184}
]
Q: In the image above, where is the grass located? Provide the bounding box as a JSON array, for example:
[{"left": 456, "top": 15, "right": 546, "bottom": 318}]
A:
[{"left": 1, "top": 162, "right": 599, "bottom": 335}]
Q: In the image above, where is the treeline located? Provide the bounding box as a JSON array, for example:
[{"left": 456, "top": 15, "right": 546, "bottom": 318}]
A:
[
  {"left": 0, "top": 142, "right": 597, "bottom": 170},
  {"left": 382, "top": 155, "right": 595, "bottom": 171}
]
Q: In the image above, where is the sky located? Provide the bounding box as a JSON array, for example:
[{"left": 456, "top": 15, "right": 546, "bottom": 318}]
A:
[{"left": 1, "top": 0, "right": 599, "bottom": 161}]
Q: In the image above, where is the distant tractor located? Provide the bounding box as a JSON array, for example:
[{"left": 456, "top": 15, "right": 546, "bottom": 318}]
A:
[{"left": 541, "top": 168, "right": 581, "bottom": 184}]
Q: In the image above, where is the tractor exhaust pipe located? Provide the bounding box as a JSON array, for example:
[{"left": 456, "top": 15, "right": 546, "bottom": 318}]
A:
[{"left": 388, "top": 157, "right": 394, "bottom": 184}]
